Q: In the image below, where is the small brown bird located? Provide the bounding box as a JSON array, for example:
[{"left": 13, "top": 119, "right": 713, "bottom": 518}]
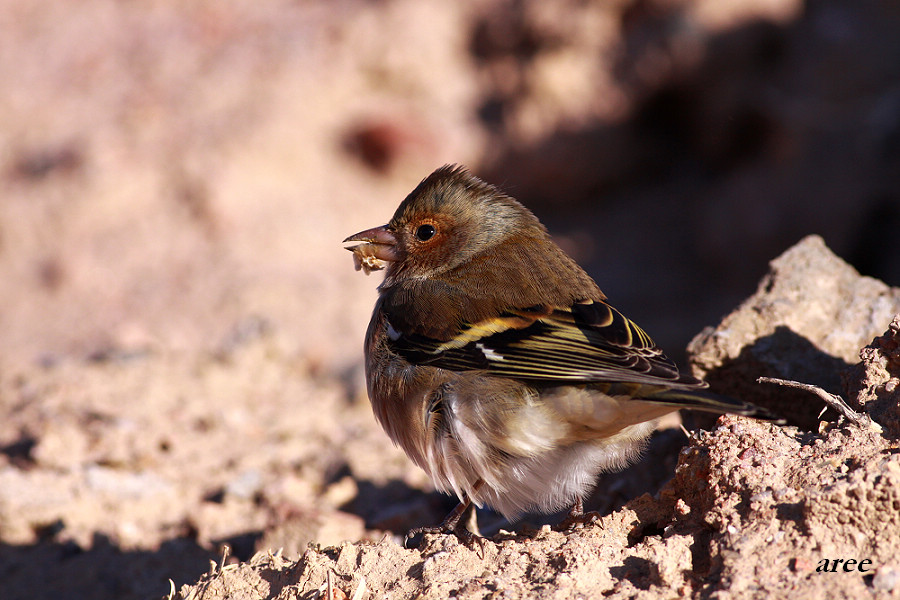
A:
[{"left": 344, "top": 165, "right": 775, "bottom": 535}]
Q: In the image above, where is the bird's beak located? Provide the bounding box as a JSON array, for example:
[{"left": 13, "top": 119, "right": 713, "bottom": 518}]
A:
[{"left": 342, "top": 225, "right": 399, "bottom": 273}]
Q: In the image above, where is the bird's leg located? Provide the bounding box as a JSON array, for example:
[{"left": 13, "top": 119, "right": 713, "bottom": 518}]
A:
[
  {"left": 555, "top": 496, "right": 601, "bottom": 530},
  {"left": 405, "top": 481, "right": 485, "bottom": 548}
]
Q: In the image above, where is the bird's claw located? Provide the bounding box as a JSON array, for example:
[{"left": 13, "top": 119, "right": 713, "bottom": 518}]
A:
[
  {"left": 404, "top": 497, "right": 487, "bottom": 554},
  {"left": 405, "top": 523, "right": 486, "bottom": 552},
  {"left": 555, "top": 510, "right": 602, "bottom": 531},
  {"left": 555, "top": 499, "right": 601, "bottom": 531}
]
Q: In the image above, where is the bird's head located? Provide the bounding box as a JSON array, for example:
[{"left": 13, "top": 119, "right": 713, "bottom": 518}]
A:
[{"left": 343, "top": 165, "right": 544, "bottom": 281}]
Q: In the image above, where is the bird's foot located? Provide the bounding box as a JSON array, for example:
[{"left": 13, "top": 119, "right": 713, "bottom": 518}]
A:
[
  {"left": 404, "top": 500, "right": 486, "bottom": 552},
  {"left": 555, "top": 499, "right": 601, "bottom": 531},
  {"left": 406, "top": 523, "right": 485, "bottom": 550}
]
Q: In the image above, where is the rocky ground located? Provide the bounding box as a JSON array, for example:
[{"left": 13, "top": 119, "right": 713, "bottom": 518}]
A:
[
  {"left": 169, "top": 236, "right": 900, "bottom": 600},
  {"left": 1, "top": 1, "right": 900, "bottom": 599}
]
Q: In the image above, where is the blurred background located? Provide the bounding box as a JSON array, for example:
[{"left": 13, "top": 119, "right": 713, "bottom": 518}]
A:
[
  {"left": 2, "top": 0, "right": 899, "bottom": 373},
  {"left": 2, "top": 1, "right": 900, "bottom": 598}
]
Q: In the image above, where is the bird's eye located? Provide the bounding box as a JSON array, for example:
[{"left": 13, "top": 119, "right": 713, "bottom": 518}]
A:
[{"left": 415, "top": 224, "right": 436, "bottom": 241}]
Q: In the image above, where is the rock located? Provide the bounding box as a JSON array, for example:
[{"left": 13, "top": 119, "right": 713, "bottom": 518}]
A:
[
  {"left": 688, "top": 235, "right": 900, "bottom": 428},
  {"left": 843, "top": 314, "right": 900, "bottom": 437}
]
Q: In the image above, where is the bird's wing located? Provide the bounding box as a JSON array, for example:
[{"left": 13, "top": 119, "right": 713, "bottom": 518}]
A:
[{"left": 388, "top": 299, "right": 703, "bottom": 388}]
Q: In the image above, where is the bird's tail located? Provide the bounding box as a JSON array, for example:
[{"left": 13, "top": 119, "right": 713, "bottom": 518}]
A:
[{"left": 643, "top": 387, "right": 784, "bottom": 423}]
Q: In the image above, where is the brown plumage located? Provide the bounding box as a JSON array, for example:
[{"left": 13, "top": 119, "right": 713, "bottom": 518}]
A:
[{"left": 344, "top": 165, "right": 777, "bottom": 531}]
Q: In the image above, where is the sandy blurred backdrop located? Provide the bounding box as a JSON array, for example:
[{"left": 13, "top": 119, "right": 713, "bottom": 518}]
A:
[
  {"left": 2, "top": 0, "right": 899, "bottom": 374},
  {"left": 1, "top": 1, "right": 900, "bottom": 599}
]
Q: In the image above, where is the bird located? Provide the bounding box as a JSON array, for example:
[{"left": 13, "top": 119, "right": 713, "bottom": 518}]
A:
[{"left": 343, "top": 164, "right": 777, "bottom": 538}]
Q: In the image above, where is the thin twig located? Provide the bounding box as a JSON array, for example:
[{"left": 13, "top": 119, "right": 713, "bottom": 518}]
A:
[
  {"left": 219, "top": 544, "right": 230, "bottom": 572},
  {"left": 757, "top": 376, "right": 883, "bottom": 433}
]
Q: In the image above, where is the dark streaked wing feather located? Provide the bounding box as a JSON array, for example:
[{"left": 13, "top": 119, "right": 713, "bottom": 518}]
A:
[
  {"left": 641, "top": 387, "right": 784, "bottom": 422},
  {"left": 389, "top": 299, "right": 704, "bottom": 389}
]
